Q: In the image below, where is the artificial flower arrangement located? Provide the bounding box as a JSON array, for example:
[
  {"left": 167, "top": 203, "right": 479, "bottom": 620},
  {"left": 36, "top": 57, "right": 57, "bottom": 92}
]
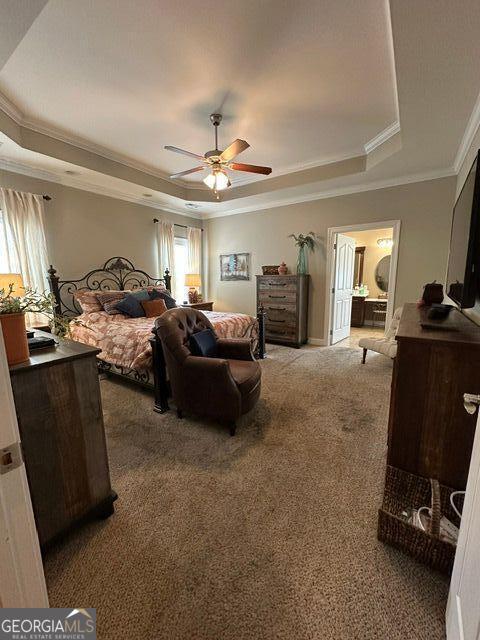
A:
[{"left": 288, "top": 232, "right": 317, "bottom": 274}]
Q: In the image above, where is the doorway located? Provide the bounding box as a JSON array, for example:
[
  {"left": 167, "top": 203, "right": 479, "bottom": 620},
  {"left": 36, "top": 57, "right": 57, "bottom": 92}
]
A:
[{"left": 324, "top": 220, "right": 400, "bottom": 346}]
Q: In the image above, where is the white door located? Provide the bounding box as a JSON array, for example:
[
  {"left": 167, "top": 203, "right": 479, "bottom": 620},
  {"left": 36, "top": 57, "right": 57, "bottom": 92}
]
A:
[
  {"left": 331, "top": 233, "right": 356, "bottom": 344},
  {"left": 446, "top": 395, "right": 480, "bottom": 640},
  {"left": 0, "top": 329, "right": 48, "bottom": 607}
]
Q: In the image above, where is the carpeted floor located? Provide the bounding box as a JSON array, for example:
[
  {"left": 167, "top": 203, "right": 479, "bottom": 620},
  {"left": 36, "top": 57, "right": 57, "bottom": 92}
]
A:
[{"left": 45, "top": 344, "right": 448, "bottom": 640}]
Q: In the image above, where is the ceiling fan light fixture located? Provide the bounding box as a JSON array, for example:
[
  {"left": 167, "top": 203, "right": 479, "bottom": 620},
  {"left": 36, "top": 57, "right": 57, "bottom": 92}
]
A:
[{"left": 203, "top": 168, "right": 229, "bottom": 191}]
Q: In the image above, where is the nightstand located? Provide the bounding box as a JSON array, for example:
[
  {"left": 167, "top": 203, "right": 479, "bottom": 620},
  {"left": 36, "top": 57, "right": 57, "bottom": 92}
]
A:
[{"left": 182, "top": 301, "right": 214, "bottom": 311}]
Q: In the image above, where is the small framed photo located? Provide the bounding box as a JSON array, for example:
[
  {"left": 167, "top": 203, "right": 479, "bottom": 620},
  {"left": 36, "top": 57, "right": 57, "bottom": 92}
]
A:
[{"left": 220, "top": 253, "right": 250, "bottom": 281}]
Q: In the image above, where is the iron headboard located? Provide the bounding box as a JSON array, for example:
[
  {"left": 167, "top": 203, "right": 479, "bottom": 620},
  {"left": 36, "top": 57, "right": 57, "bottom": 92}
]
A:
[{"left": 47, "top": 256, "right": 172, "bottom": 317}]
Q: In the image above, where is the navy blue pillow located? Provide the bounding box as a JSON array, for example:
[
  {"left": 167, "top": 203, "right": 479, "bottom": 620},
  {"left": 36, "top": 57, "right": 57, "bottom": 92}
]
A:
[
  {"left": 115, "top": 290, "right": 150, "bottom": 317},
  {"left": 149, "top": 288, "right": 177, "bottom": 309},
  {"left": 189, "top": 329, "right": 218, "bottom": 358}
]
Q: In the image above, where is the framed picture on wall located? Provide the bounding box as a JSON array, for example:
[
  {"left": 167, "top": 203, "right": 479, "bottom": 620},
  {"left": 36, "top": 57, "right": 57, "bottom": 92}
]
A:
[{"left": 220, "top": 253, "right": 250, "bottom": 281}]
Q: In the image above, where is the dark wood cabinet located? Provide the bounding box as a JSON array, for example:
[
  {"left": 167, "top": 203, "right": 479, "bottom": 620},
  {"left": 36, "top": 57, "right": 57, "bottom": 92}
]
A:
[
  {"left": 387, "top": 303, "right": 480, "bottom": 489},
  {"left": 256, "top": 274, "right": 309, "bottom": 347},
  {"left": 9, "top": 334, "right": 116, "bottom": 548},
  {"left": 351, "top": 296, "right": 366, "bottom": 327}
]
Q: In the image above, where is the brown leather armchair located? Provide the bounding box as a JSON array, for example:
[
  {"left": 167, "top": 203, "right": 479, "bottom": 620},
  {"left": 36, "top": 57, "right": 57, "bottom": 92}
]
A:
[{"left": 155, "top": 308, "right": 261, "bottom": 435}]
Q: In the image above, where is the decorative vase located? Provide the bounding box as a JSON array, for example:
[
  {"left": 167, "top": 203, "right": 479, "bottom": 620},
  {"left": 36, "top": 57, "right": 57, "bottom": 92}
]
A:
[
  {"left": 296, "top": 245, "right": 307, "bottom": 275},
  {"left": 278, "top": 261, "right": 288, "bottom": 275},
  {"left": 0, "top": 312, "right": 29, "bottom": 365}
]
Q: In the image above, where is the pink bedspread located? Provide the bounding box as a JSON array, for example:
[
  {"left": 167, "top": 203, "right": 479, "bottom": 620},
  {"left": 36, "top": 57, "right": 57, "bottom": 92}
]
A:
[{"left": 69, "top": 310, "right": 258, "bottom": 370}]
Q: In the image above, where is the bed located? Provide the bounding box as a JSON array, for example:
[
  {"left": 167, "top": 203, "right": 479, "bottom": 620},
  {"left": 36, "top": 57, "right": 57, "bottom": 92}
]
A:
[{"left": 47, "top": 256, "right": 265, "bottom": 413}]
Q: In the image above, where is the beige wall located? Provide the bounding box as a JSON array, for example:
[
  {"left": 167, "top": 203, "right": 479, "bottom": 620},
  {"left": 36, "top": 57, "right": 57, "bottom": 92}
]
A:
[
  {"left": 0, "top": 169, "right": 201, "bottom": 281},
  {"left": 344, "top": 227, "right": 393, "bottom": 297},
  {"left": 207, "top": 176, "right": 456, "bottom": 339}
]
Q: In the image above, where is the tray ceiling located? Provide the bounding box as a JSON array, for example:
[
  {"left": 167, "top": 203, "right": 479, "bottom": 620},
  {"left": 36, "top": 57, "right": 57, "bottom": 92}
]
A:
[
  {"left": 1, "top": 0, "right": 480, "bottom": 218},
  {"left": 0, "top": 0, "right": 397, "bottom": 182}
]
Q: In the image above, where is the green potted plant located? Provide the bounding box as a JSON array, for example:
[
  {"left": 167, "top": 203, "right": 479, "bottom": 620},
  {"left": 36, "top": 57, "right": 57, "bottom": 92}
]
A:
[
  {"left": 0, "top": 282, "right": 55, "bottom": 365},
  {"left": 288, "top": 232, "right": 317, "bottom": 274}
]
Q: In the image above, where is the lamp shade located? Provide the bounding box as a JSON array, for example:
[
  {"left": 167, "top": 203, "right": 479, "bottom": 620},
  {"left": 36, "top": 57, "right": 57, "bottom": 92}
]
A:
[
  {"left": 0, "top": 273, "right": 25, "bottom": 295},
  {"left": 185, "top": 273, "right": 201, "bottom": 288}
]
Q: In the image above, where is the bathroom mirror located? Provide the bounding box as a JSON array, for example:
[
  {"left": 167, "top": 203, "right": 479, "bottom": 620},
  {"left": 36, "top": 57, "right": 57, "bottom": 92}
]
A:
[
  {"left": 354, "top": 247, "right": 365, "bottom": 287},
  {"left": 375, "top": 255, "right": 391, "bottom": 292}
]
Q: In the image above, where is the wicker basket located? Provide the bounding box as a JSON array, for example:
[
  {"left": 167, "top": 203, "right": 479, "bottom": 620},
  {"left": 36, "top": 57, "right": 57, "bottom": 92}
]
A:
[
  {"left": 378, "top": 465, "right": 462, "bottom": 575},
  {"left": 261, "top": 265, "right": 280, "bottom": 275}
]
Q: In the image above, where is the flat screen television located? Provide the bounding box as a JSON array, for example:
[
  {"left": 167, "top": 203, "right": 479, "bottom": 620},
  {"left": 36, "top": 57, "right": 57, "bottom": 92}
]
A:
[{"left": 446, "top": 150, "right": 480, "bottom": 309}]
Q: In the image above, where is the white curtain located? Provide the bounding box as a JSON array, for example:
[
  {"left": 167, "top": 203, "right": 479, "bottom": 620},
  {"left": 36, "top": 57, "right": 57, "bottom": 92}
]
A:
[
  {"left": 201, "top": 226, "right": 209, "bottom": 301},
  {"left": 0, "top": 188, "right": 49, "bottom": 292},
  {"left": 0, "top": 188, "right": 50, "bottom": 324},
  {"left": 156, "top": 220, "right": 175, "bottom": 292},
  {"left": 187, "top": 226, "right": 202, "bottom": 280}
]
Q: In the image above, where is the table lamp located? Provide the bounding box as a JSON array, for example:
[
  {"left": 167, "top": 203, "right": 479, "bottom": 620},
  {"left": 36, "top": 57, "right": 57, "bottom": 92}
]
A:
[
  {"left": 184, "top": 273, "right": 201, "bottom": 303},
  {"left": 0, "top": 273, "right": 25, "bottom": 296}
]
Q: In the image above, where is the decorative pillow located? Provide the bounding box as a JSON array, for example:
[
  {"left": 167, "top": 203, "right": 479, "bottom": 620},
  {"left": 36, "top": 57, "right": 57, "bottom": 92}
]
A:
[
  {"left": 189, "top": 329, "right": 218, "bottom": 358},
  {"left": 115, "top": 290, "right": 150, "bottom": 317},
  {"left": 73, "top": 290, "right": 104, "bottom": 313},
  {"left": 141, "top": 298, "right": 168, "bottom": 318},
  {"left": 149, "top": 288, "right": 177, "bottom": 309},
  {"left": 96, "top": 290, "right": 127, "bottom": 315}
]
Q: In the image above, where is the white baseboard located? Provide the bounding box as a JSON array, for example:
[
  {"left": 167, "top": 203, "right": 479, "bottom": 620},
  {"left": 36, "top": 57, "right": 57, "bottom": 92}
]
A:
[{"left": 308, "top": 337, "right": 327, "bottom": 346}]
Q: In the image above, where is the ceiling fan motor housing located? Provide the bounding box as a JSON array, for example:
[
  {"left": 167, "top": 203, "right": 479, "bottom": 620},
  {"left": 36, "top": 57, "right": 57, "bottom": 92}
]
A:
[{"left": 209, "top": 113, "right": 222, "bottom": 127}]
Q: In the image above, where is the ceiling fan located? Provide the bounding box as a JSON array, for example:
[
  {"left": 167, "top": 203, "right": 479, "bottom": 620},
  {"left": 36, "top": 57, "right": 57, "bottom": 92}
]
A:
[{"left": 164, "top": 113, "right": 272, "bottom": 191}]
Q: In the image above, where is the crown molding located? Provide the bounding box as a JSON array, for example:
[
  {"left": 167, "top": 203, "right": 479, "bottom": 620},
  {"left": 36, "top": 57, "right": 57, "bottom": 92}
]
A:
[
  {"left": 453, "top": 89, "right": 480, "bottom": 174},
  {"left": 0, "top": 91, "right": 408, "bottom": 195},
  {"left": 0, "top": 154, "right": 456, "bottom": 222},
  {"left": 204, "top": 167, "right": 456, "bottom": 219},
  {"left": 364, "top": 121, "right": 400, "bottom": 154},
  {"left": 0, "top": 157, "right": 202, "bottom": 219},
  {"left": 0, "top": 92, "right": 24, "bottom": 123},
  {"left": 21, "top": 117, "right": 188, "bottom": 188}
]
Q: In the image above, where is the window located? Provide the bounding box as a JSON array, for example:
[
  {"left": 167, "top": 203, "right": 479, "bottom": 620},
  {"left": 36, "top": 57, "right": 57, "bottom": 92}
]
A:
[
  {"left": 173, "top": 236, "right": 188, "bottom": 303},
  {"left": 0, "top": 209, "right": 20, "bottom": 274}
]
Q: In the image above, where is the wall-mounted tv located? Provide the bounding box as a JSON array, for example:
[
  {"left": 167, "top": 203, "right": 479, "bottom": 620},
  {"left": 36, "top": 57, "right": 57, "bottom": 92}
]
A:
[{"left": 446, "top": 150, "right": 480, "bottom": 309}]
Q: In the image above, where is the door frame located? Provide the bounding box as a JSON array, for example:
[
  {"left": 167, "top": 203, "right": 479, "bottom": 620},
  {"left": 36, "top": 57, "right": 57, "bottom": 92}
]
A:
[
  {"left": 324, "top": 220, "right": 401, "bottom": 346},
  {"left": 0, "top": 329, "right": 48, "bottom": 607}
]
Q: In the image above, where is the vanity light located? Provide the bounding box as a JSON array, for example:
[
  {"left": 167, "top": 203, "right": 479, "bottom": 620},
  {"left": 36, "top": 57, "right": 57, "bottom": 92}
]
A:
[{"left": 377, "top": 238, "right": 393, "bottom": 249}]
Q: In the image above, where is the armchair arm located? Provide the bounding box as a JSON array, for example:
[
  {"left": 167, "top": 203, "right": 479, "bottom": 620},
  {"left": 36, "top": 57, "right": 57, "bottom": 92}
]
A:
[
  {"left": 183, "top": 354, "right": 234, "bottom": 383},
  {"left": 182, "top": 355, "right": 241, "bottom": 418},
  {"left": 216, "top": 338, "right": 255, "bottom": 361}
]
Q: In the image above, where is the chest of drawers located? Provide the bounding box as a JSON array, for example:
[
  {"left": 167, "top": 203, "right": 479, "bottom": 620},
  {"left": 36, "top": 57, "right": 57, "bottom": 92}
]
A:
[
  {"left": 9, "top": 333, "right": 116, "bottom": 548},
  {"left": 256, "top": 274, "right": 309, "bottom": 347}
]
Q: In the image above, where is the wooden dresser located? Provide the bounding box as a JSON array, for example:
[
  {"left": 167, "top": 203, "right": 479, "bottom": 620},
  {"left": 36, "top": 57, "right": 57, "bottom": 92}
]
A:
[
  {"left": 9, "top": 333, "right": 116, "bottom": 548},
  {"left": 256, "top": 274, "right": 309, "bottom": 347},
  {"left": 387, "top": 303, "right": 480, "bottom": 489}
]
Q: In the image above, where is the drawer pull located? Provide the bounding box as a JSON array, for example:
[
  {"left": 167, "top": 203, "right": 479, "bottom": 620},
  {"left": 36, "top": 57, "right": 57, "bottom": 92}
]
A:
[
  {"left": 269, "top": 295, "right": 286, "bottom": 299},
  {"left": 269, "top": 282, "right": 286, "bottom": 286},
  {"left": 268, "top": 306, "right": 286, "bottom": 311},
  {"left": 269, "top": 319, "right": 285, "bottom": 323},
  {"left": 268, "top": 329, "right": 287, "bottom": 335}
]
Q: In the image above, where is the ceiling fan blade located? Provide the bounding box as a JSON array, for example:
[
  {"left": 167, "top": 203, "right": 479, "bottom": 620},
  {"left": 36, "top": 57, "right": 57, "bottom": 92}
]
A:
[
  {"left": 229, "top": 162, "right": 272, "bottom": 175},
  {"left": 169, "top": 166, "right": 205, "bottom": 179},
  {"left": 164, "top": 145, "right": 205, "bottom": 161},
  {"left": 220, "top": 139, "right": 250, "bottom": 162}
]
